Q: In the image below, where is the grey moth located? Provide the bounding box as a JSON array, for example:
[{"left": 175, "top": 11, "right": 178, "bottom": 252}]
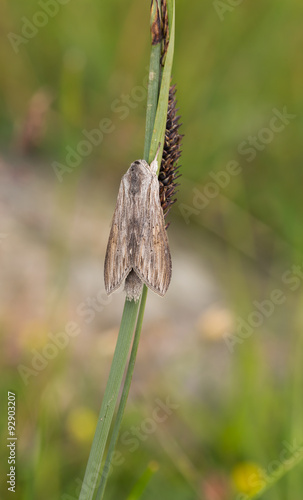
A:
[{"left": 104, "top": 149, "right": 172, "bottom": 301}]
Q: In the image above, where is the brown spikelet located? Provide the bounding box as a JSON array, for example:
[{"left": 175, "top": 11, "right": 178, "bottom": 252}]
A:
[
  {"left": 160, "top": 0, "right": 169, "bottom": 65},
  {"left": 159, "top": 84, "right": 183, "bottom": 228},
  {"left": 150, "top": 0, "right": 161, "bottom": 45}
]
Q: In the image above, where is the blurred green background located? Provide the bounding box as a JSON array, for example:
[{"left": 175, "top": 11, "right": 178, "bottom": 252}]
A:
[{"left": 1, "top": 0, "right": 303, "bottom": 499}]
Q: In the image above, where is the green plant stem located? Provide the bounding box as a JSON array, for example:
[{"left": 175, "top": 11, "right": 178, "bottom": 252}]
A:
[
  {"left": 79, "top": 299, "right": 140, "bottom": 500},
  {"left": 95, "top": 286, "right": 148, "bottom": 500},
  {"left": 150, "top": 0, "right": 175, "bottom": 164},
  {"left": 144, "top": 0, "right": 161, "bottom": 161},
  {"left": 144, "top": 43, "right": 161, "bottom": 162},
  {"left": 79, "top": 2, "right": 175, "bottom": 498},
  {"left": 95, "top": 2, "right": 165, "bottom": 494}
]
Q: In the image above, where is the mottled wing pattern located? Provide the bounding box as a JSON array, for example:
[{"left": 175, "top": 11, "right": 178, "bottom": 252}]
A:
[
  {"left": 105, "top": 161, "right": 172, "bottom": 298},
  {"left": 134, "top": 174, "right": 172, "bottom": 296},
  {"left": 104, "top": 177, "right": 132, "bottom": 295}
]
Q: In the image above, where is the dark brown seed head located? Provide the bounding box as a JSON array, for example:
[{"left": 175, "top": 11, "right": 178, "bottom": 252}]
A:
[
  {"left": 150, "top": 0, "right": 162, "bottom": 45},
  {"left": 160, "top": 0, "right": 169, "bottom": 65},
  {"left": 159, "top": 84, "right": 183, "bottom": 227}
]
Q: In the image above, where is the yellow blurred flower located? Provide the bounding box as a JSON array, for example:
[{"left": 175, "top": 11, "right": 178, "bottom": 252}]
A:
[
  {"left": 67, "top": 407, "right": 98, "bottom": 444},
  {"left": 232, "top": 462, "right": 265, "bottom": 496},
  {"left": 196, "top": 306, "right": 235, "bottom": 341}
]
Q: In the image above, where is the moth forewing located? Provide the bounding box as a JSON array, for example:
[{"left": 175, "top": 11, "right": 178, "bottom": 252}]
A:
[
  {"left": 104, "top": 155, "right": 172, "bottom": 300},
  {"left": 104, "top": 178, "right": 132, "bottom": 295},
  {"left": 133, "top": 173, "right": 171, "bottom": 296}
]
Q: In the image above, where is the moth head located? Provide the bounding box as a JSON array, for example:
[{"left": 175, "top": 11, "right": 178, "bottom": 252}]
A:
[
  {"left": 131, "top": 144, "right": 161, "bottom": 177},
  {"left": 129, "top": 159, "right": 151, "bottom": 178},
  {"left": 130, "top": 159, "right": 149, "bottom": 169}
]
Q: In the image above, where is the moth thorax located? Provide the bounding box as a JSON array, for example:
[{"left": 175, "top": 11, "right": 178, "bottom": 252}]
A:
[{"left": 124, "top": 270, "right": 143, "bottom": 302}]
